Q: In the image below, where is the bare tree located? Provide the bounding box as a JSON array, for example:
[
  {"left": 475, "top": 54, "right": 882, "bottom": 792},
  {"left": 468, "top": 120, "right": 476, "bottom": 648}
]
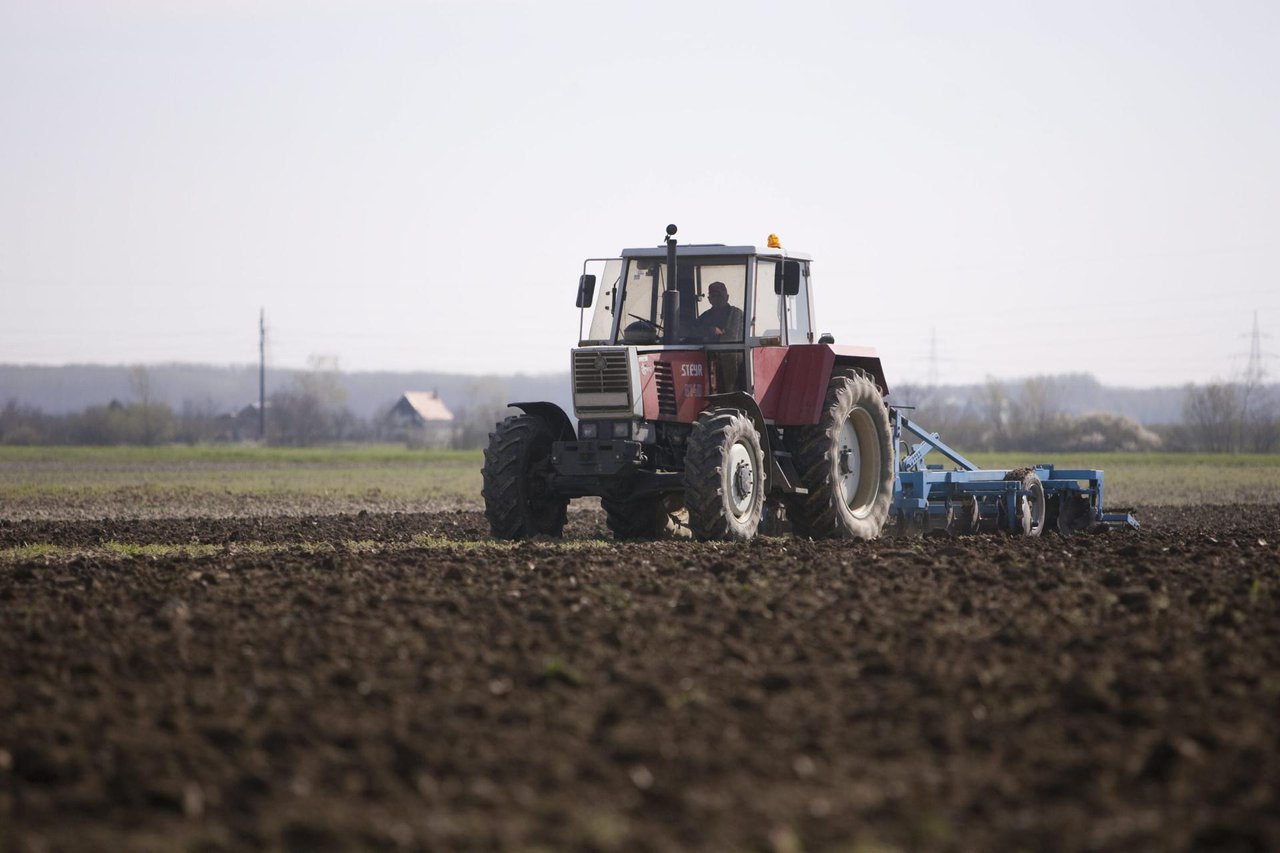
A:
[
  {"left": 1012, "top": 376, "right": 1063, "bottom": 449},
  {"left": 268, "top": 354, "right": 354, "bottom": 446},
  {"left": 1244, "top": 391, "right": 1280, "bottom": 452},
  {"left": 977, "top": 377, "right": 1008, "bottom": 450},
  {"left": 130, "top": 365, "right": 159, "bottom": 445},
  {"left": 1182, "top": 382, "right": 1242, "bottom": 452}
]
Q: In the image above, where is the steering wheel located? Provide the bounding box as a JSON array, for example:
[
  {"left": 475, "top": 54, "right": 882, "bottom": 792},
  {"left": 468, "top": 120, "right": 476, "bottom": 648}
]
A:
[{"left": 627, "top": 313, "right": 662, "bottom": 332}]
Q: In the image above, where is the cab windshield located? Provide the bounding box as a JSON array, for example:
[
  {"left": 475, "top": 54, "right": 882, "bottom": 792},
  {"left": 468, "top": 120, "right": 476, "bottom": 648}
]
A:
[{"left": 612, "top": 257, "right": 748, "bottom": 345}]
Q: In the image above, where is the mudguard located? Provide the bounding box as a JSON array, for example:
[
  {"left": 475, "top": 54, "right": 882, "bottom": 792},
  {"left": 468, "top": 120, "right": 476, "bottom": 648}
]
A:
[
  {"left": 833, "top": 354, "right": 889, "bottom": 396},
  {"left": 509, "top": 401, "right": 575, "bottom": 441},
  {"left": 756, "top": 344, "right": 889, "bottom": 426}
]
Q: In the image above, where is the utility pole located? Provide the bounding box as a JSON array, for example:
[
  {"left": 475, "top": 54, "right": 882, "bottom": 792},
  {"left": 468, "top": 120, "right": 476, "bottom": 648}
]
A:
[{"left": 259, "top": 308, "right": 266, "bottom": 441}]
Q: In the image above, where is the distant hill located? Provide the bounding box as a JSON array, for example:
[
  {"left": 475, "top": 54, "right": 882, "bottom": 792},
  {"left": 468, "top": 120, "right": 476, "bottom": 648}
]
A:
[{"left": 0, "top": 362, "right": 1254, "bottom": 426}]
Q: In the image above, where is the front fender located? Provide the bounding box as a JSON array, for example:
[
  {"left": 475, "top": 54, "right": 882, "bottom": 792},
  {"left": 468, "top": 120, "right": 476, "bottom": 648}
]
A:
[{"left": 509, "top": 401, "right": 575, "bottom": 441}]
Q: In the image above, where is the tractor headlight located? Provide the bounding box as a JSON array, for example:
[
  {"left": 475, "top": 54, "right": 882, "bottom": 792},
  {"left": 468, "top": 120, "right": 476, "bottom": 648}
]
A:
[
  {"left": 579, "top": 421, "right": 598, "bottom": 439},
  {"left": 612, "top": 421, "right": 632, "bottom": 438}
]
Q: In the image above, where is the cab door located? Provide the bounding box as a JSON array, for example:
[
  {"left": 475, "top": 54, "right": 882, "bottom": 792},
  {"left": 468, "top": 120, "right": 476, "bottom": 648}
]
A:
[
  {"left": 750, "top": 258, "right": 788, "bottom": 415},
  {"left": 783, "top": 261, "right": 814, "bottom": 345}
]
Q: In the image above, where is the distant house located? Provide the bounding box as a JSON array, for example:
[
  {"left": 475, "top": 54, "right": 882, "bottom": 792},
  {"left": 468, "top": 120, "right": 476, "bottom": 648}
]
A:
[
  {"left": 386, "top": 391, "right": 454, "bottom": 446},
  {"left": 232, "top": 402, "right": 268, "bottom": 442}
]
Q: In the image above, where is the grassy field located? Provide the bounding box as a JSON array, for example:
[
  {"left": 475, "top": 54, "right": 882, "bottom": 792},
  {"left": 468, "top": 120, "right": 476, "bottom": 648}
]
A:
[
  {"left": 1, "top": 445, "right": 1278, "bottom": 520},
  {"left": 0, "top": 444, "right": 480, "bottom": 494},
  {"left": 0, "top": 445, "right": 483, "bottom": 519}
]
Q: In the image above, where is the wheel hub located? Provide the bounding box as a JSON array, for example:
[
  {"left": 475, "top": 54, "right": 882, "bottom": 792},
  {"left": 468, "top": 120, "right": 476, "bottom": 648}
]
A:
[
  {"left": 727, "top": 441, "right": 756, "bottom": 518},
  {"left": 734, "top": 460, "right": 754, "bottom": 501},
  {"left": 838, "top": 447, "right": 854, "bottom": 477}
]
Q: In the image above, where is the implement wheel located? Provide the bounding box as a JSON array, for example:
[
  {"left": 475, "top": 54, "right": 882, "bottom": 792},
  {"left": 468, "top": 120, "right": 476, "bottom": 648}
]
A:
[
  {"left": 481, "top": 414, "right": 568, "bottom": 539},
  {"left": 790, "top": 371, "right": 894, "bottom": 539},
  {"left": 1002, "top": 468, "right": 1046, "bottom": 536},
  {"left": 684, "top": 409, "right": 766, "bottom": 541},
  {"left": 602, "top": 494, "right": 691, "bottom": 540}
]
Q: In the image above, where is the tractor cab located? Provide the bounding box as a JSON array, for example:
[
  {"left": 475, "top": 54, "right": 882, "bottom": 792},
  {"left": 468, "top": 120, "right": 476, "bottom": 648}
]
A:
[
  {"left": 579, "top": 243, "right": 812, "bottom": 351},
  {"left": 575, "top": 235, "right": 817, "bottom": 407}
]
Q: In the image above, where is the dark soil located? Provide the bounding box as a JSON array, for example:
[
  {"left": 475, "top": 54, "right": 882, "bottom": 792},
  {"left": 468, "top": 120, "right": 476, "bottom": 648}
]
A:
[{"left": 2, "top": 505, "right": 1279, "bottom": 851}]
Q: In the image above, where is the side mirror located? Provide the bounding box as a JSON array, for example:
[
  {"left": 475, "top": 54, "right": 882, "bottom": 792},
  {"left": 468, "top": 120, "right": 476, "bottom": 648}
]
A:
[
  {"left": 774, "top": 260, "right": 801, "bottom": 296},
  {"left": 576, "top": 274, "right": 596, "bottom": 308}
]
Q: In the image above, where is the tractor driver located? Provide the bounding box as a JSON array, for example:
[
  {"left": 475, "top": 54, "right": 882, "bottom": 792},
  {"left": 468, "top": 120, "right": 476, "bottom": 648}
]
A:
[{"left": 695, "top": 281, "right": 744, "bottom": 343}]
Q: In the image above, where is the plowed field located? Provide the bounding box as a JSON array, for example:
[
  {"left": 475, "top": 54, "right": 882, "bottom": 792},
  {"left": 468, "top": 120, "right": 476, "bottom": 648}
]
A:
[{"left": 2, "top": 505, "right": 1279, "bottom": 851}]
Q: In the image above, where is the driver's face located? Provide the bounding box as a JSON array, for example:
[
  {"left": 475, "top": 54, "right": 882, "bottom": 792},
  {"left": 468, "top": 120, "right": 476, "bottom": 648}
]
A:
[{"left": 708, "top": 286, "right": 728, "bottom": 307}]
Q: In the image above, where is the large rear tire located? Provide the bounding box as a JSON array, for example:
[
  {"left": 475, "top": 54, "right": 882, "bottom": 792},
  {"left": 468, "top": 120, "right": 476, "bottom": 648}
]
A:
[
  {"left": 789, "top": 372, "right": 894, "bottom": 539},
  {"left": 482, "top": 414, "right": 568, "bottom": 539},
  {"left": 684, "top": 409, "right": 766, "bottom": 541},
  {"left": 602, "top": 494, "right": 691, "bottom": 540}
]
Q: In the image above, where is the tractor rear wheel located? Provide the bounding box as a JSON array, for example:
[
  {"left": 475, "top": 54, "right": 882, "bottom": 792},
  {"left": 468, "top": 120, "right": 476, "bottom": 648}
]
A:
[
  {"left": 790, "top": 371, "right": 894, "bottom": 539},
  {"left": 602, "top": 494, "right": 691, "bottom": 540},
  {"left": 684, "top": 409, "right": 766, "bottom": 541},
  {"left": 482, "top": 414, "right": 568, "bottom": 539},
  {"left": 1002, "top": 468, "right": 1045, "bottom": 536}
]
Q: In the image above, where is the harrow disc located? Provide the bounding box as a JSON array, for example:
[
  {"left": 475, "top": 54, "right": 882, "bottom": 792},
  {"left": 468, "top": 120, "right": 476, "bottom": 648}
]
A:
[{"left": 1055, "top": 492, "right": 1094, "bottom": 535}]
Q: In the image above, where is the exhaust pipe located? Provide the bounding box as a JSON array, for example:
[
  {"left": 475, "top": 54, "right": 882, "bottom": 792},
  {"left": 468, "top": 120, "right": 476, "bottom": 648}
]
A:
[{"left": 662, "top": 223, "right": 680, "bottom": 344}]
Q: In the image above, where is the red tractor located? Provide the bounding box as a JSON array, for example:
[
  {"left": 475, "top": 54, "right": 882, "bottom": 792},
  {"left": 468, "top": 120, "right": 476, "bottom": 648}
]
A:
[{"left": 482, "top": 224, "right": 897, "bottom": 541}]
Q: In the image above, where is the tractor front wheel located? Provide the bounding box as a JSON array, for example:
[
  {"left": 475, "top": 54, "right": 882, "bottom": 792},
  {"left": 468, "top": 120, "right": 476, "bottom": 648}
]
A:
[
  {"left": 790, "top": 371, "right": 894, "bottom": 539},
  {"left": 482, "top": 414, "right": 568, "bottom": 539},
  {"left": 684, "top": 409, "right": 766, "bottom": 541}
]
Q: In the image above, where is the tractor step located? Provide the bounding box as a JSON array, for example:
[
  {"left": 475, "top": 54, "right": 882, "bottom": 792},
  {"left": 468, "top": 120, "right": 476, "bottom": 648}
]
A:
[{"left": 769, "top": 448, "right": 807, "bottom": 495}]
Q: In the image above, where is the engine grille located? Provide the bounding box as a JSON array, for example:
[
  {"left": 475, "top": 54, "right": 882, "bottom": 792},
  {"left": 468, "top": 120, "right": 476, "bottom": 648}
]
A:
[
  {"left": 654, "top": 361, "right": 677, "bottom": 417},
  {"left": 573, "top": 349, "right": 631, "bottom": 412}
]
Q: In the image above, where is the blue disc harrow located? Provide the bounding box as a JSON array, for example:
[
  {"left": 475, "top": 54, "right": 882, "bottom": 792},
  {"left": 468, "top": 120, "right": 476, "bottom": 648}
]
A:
[{"left": 889, "top": 410, "right": 1139, "bottom": 536}]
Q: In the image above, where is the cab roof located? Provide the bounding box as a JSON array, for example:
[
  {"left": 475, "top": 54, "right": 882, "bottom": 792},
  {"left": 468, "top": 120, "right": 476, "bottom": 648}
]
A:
[{"left": 620, "top": 244, "right": 813, "bottom": 262}]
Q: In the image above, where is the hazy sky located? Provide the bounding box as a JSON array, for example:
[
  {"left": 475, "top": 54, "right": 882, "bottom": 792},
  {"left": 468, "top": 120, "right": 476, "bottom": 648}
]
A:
[{"left": 2, "top": 0, "right": 1277, "bottom": 387}]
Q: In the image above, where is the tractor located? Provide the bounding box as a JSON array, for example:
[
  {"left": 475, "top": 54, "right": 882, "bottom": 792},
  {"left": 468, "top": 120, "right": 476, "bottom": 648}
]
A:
[{"left": 482, "top": 224, "right": 1137, "bottom": 541}]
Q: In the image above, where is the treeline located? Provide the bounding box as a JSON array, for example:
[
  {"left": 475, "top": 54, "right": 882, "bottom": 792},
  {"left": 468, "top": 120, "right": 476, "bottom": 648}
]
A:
[
  {"left": 0, "top": 362, "right": 512, "bottom": 449},
  {"left": 3, "top": 372, "right": 1277, "bottom": 453},
  {"left": 893, "top": 376, "right": 1279, "bottom": 453}
]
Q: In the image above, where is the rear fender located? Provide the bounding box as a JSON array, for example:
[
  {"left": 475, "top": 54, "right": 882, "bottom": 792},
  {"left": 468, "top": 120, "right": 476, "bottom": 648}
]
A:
[
  {"left": 509, "top": 401, "right": 575, "bottom": 441},
  {"left": 833, "top": 356, "right": 889, "bottom": 396},
  {"left": 767, "top": 346, "right": 888, "bottom": 426}
]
